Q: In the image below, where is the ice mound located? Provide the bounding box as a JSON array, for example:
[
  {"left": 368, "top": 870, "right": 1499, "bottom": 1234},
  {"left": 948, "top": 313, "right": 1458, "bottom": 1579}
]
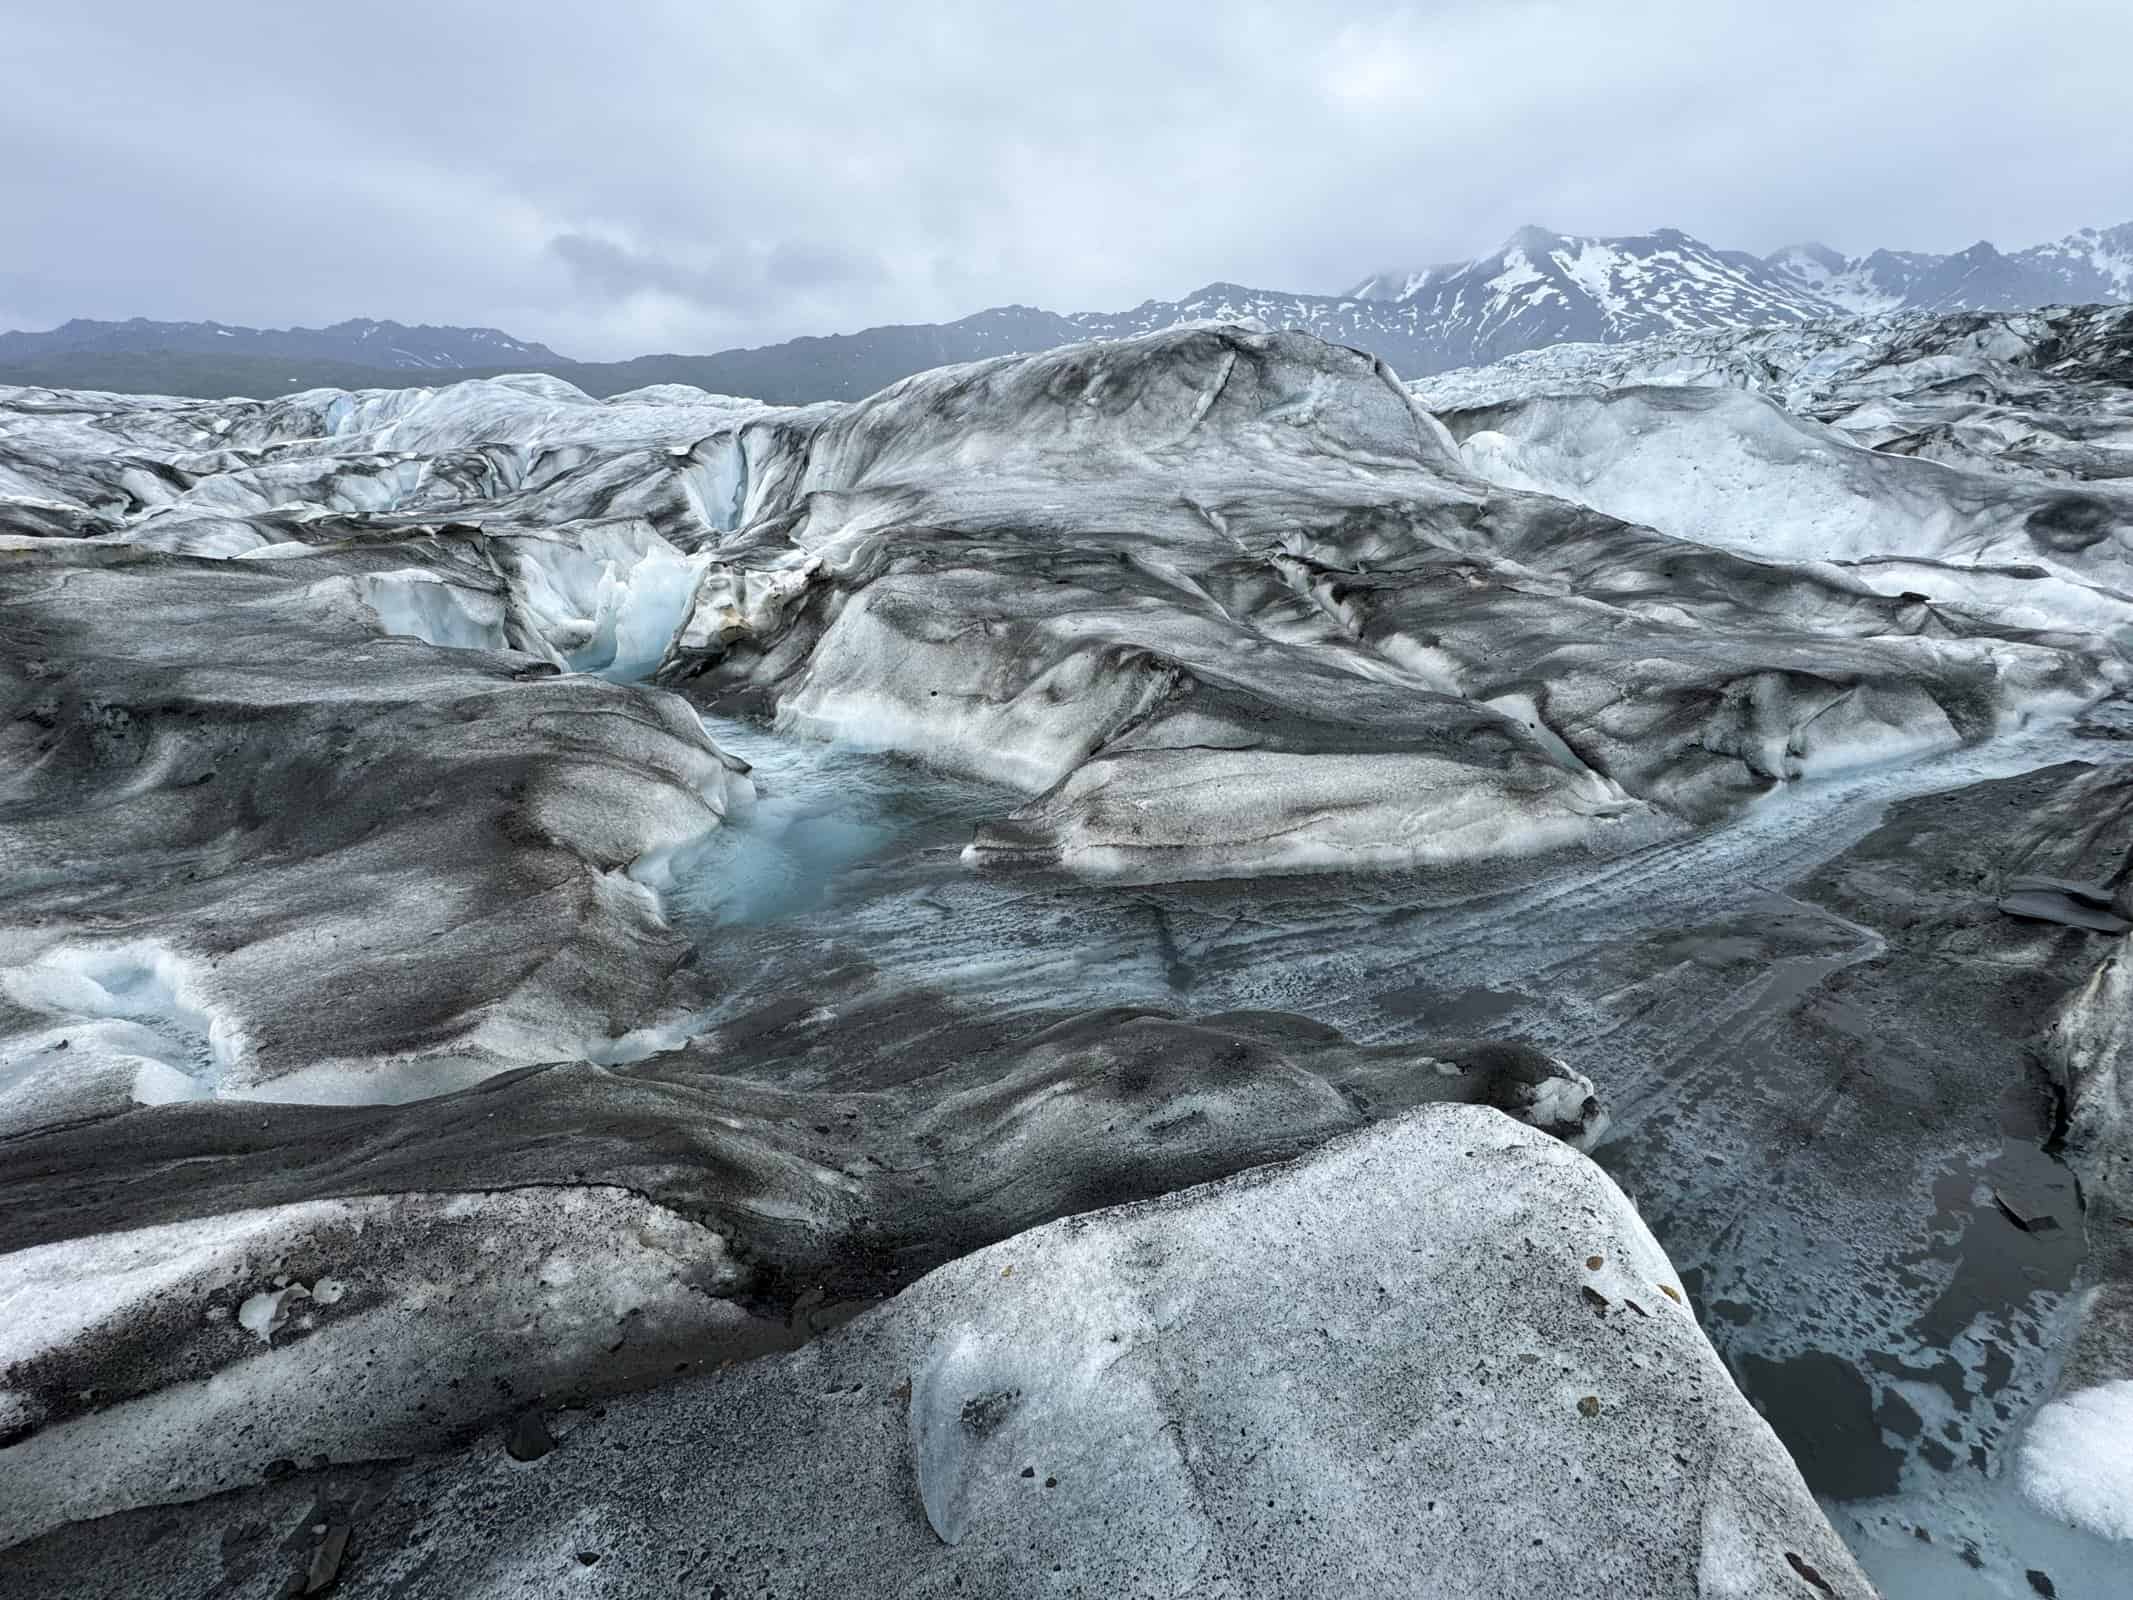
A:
[
  {"left": 6, "top": 322, "right": 2119, "bottom": 894},
  {"left": 0, "top": 1186, "right": 750, "bottom": 1546},
  {"left": 0, "top": 1105, "right": 1872, "bottom": 1597},
  {"left": 1439, "top": 383, "right": 2133, "bottom": 641},
  {"left": 787, "top": 324, "right": 1461, "bottom": 501},
  {"left": 0, "top": 540, "right": 748, "bottom": 1118},
  {"left": 658, "top": 325, "right": 2115, "bottom": 878},
  {"left": 1413, "top": 302, "right": 2133, "bottom": 445}
]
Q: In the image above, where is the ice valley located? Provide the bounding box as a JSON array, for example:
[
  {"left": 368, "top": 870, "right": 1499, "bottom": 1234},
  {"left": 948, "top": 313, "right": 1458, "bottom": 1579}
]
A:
[{"left": 2, "top": 305, "right": 2132, "bottom": 1596}]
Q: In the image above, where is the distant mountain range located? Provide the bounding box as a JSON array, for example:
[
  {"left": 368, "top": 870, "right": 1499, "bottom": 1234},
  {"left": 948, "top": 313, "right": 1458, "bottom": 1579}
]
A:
[
  {"left": 0, "top": 317, "right": 563, "bottom": 372},
  {"left": 5, "top": 221, "right": 2127, "bottom": 403}
]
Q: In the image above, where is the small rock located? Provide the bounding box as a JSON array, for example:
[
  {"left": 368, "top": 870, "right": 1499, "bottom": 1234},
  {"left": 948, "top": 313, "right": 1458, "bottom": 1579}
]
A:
[
  {"left": 1995, "top": 882, "right": 2131, "bottom": 935},
  {"left": 1577, "top": 1396, "right": 1601, "bottom": 1419},
  {"left": 304, "top": 1524, "right": 350, "bottom": 1595},
  {"left": 1994, "top": 1190, "right": 2061, "bottom": 1234},
  {"left": 506, "top": 1409, "right": 556, "bottom": 1463},
  {"left": 1784, "top": 1550, "right": 1834, "bottom": 1594}
]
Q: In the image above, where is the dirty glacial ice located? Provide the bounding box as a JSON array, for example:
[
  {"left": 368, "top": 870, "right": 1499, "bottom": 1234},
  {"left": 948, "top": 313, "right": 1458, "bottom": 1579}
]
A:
[{"left": 2, "top": 307, "right": 2132, "bottom": 1596}]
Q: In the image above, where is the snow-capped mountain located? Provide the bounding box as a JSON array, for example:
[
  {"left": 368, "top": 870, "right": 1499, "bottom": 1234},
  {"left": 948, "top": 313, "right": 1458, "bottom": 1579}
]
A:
[
  {"left": 1018, "top": 232, "right": 1836, "bottom": 386},
  {"left": 1345, "top": 220, "right": 2133, "bottom": 371},
  {"left": 0, "top": 316, "right": 568, "bottom": 370},
  {"left": 1765, "top": 224, "right": 2133, "bottom": 315},
  {"left": 5, "top": 220, "right": 2127, "bottom": 402},
  {"left": 1335, "top": 225, "right": 1836, "bottom": 369}
]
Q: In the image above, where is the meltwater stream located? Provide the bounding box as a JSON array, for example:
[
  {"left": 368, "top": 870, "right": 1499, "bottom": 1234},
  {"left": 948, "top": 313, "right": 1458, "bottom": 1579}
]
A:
[{"left": 668, "top": 712, "right": 2121, "bottom": 1600}]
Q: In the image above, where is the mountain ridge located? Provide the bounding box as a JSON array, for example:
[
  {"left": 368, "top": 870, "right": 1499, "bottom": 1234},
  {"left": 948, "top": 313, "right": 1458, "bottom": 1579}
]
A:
[
  {"left": 0, "top": 316, "right": 565, "bottom": 371},
  {"left": 5, "top": 219, "right": 2127, "bottom": 403}
]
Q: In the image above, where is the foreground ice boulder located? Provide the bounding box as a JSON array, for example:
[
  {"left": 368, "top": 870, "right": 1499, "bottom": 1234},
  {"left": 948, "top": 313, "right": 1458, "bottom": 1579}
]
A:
[{"left": 0, "top": 1105, "right": 1873, "bottom": 1599}]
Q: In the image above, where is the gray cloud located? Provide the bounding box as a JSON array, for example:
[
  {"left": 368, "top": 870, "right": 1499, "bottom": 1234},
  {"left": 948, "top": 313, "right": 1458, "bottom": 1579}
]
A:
[
  {"left": 549, "top": 233, "right": 885, "bottom": 316},
  {"left": 3, "top": 2, "right": 2130, "bottom": 358}
]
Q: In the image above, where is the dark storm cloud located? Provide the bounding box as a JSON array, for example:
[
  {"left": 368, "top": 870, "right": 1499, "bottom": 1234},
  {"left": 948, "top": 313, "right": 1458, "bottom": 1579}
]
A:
[{"left": 3, "top": 1, "right": 2130, "bottom": 358}]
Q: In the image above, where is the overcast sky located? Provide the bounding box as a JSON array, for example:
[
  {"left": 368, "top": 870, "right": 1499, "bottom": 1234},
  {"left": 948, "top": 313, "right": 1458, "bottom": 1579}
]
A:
[{"left": 5, "top": 1, "right": 2129, "bottom": 359}]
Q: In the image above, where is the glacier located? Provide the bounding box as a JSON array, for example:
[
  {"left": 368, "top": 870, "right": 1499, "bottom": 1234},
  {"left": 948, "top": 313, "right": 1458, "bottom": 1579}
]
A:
[{"left": 1, "top": 305, "right": 2131, "bottom": 1597}]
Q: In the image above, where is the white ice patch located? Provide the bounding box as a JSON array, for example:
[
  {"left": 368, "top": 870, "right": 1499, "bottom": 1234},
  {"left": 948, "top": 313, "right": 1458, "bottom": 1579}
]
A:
[
  {"left": 676, "top": 435, "right": 750, "bottom": 533},
  {"left": 1483, "top": 691, "right": 1634, "bottom": 800},
  {"left": 346, "top": 569, "right": 508, "bottom": 652},
  {"left": 2018, "top": 1380, "right": 2133, "bottom": 1541},
  {"left": 507, "top": 528, "right": 711, "bottom": 681},
  {"left": 1694, "top": 1477, "right": 1766, "bottom": 1598},
  {"left": 1450, "top": 386, "right": 2133, "bottom": 646},
  {"left": 236, "top": 1283, "right": 311, "bottom": 1344},
  {"left": 980, "top": 745, "right": 1643, "bottom": 884},
  {"left": 119, "top": 516, "right": 281, "bottom": 559},
  {"left": 0, "top": 943, "right": 237, "bottom": 1106},
  {"left": 1523, "top": 1064, "right": 1609, "bottom": 1150},
  {"left": 0, "top": 1206, "right": 298, "bottom": 1372}
]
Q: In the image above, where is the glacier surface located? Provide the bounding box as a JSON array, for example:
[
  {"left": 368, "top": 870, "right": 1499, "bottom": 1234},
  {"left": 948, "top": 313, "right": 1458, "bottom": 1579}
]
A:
[{"left": 2, "top": 307, "right": 2132, "bottom": 1595}]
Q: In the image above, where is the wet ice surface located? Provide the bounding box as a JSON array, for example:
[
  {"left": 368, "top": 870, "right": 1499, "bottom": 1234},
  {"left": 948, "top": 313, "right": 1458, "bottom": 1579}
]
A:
[
  {"left": 668, "top": 711, "right": 2119, "bottom": 1597},
  {"left": 665, "top": 715, "right": 1003, "bottom": 930}
]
